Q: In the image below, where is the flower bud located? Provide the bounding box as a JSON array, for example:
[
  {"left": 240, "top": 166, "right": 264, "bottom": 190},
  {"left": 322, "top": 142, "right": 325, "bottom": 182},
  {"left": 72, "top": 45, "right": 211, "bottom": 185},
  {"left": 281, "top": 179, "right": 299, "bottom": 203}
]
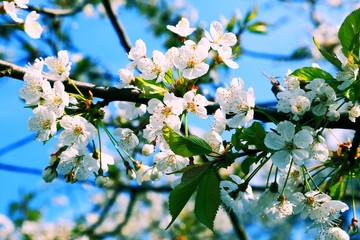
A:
[
  {"left": 142, "top": 144, "right": 155, "bottom": 156},
  {"left": 95, "top": 176, "right": 109, "bottom": 188},
  {"left": 42, "top": 167, "right": 58, "bottom": 183},
  {"left": 150, "top": 167, "right": 162, "bottom": 181},
  {"left": 126, "top": 168, "right": 136, "bottom": 180},
  {"left": 65, "top": 171, "right": 77, "bottom": 183}
]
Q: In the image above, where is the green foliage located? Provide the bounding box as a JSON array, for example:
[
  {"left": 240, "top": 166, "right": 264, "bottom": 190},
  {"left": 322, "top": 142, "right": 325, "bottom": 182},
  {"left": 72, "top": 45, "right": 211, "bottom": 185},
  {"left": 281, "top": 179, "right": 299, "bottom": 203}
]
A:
[
  {"left": 134, "top": 77, "right": 168, "bottom": 100},
  {"left": 231, "top": 122, "right": 267, "bottom": 151},
  {"left": 344, "top": 79, "right": 360, "bottom": 103},
  {"left": 195, "top": 169, "right": 220, "bottom": 231},
  {"left": 241, "top": 155, "right": 258, "bottom": 175},
  {"left": 290, "top": 67, "right": 334, "bottom": 81},
  {"left": 244, "top": 5, "right": 258, "bottom": 24},
  {"left": 247, "top": 22, "right": 267, "bottom": 34},
  {"left": 329, "top": 177, "right": 346, "bottom": 200},
  {"left": 166, "top": 163, "right": 211, "bottom": 229},
  {"left": 338, "top": 8, "right": 360, "bottom": 57},
  {"left": 163, "top": 126, "right": 213, "bottom": 157},
  {"left": 313, "top": 37, "right": 342, "bottom": 69}
]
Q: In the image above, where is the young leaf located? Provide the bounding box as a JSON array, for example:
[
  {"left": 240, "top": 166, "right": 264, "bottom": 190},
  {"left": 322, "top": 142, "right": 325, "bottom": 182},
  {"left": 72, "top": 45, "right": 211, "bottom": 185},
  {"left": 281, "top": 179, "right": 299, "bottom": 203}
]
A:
[
  {"left": 244, "top": 5, "right": 257, "bottom": 24},
  {"left": 338, "top": 8, "right": 360, "bottom": 57},
  {"left": 134, "top": 77, "right": 168, "bottom": 99},
  {"left": 329, "top": 177, "right": 346, "bottom": 200},
  {"left": 163, "top": 126, "right": 212, "bottom": 157},
  {"left": 290, "top": 67, "right": 334, "bottom": 81},
  {"left": 343, "top": 79, "right": 360, "bottom": 102},
  {"left": 247, "top": 22, "right": 267, "bottom": 34},
  {"left": 195, "top": 169, "right": 220, "bottom": 231},
  {"left": 313, "top": 37, "right": 342, "bottom": 69},
  {"left": 166, "top": 163, "right": 211, "bottom": 229},
  {"left": 231, "top": 122, "right": 267, "bottom": 151}
]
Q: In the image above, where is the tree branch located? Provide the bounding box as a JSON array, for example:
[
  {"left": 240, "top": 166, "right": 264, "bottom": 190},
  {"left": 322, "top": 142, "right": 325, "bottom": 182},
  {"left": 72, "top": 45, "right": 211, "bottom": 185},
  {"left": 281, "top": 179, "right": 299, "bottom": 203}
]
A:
[
  {"left": 102, "top": 0, "right": 132, "bottom": 53},
  {"left": 0, "top": 59, "right": 358, "bottom": 130},
  {"left": 27, "top": 1, "right": 90, "bottom": 17}
]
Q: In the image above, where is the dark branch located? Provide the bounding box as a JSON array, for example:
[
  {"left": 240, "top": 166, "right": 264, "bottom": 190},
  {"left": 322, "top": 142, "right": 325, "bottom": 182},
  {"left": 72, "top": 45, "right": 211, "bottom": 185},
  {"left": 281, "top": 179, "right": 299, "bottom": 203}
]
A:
[
  {"left": 102, "top": 0, "right": 132, "bottom": 53},
  {"left": 0, "top": 59, "right": 358, "bottom": 130},
  {"left": 27, "top": 1, "right": 90, "bottom": 17}
]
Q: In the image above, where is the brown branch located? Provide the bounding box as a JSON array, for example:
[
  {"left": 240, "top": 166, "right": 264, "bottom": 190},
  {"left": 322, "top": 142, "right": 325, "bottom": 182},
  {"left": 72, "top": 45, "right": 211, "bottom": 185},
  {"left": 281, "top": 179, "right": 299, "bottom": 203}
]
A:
[
  {"left": 0, "top": 59, "right": 358, "bottom": 130},
  {"left": 27, "top": 1, "right": 90, "bottom": 17},
  {"left": 102, "top": 0, "right": 132, "bottom": 53}
]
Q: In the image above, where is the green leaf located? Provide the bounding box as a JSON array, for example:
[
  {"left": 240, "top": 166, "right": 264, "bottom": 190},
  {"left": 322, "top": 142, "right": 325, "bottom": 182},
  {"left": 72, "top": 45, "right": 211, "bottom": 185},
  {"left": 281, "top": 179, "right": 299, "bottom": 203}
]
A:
[
  {"left": 163, "top": 126, "right": 212, "bottom": 157},
  {"left": 166, "top": 163, "right": 211, "bottom": 229},
  {"left": 164, "top": 68, "right": 174, "bottom": 85},
  {"left": 247, "top": 21, "right": 267, "bottom": 34},
  {"left": 329, "top": 178, "right": 346, "bottom": 200},
  {"left": 313, "top": 37, "right": 342, "bottom": 69},
  {"left": 338, "top": 8, "right": 360, "bottom": 57},
  {"left": 244, "top": 5, "right": 257, "bottom": 24},
  {"left": 290, "top": 67, "right": 334, "bottom": 81},
  {"left": 134, "top": 77, "right": 168, "bottom": 99},
  {"left": 231, "top": 122, "right": 267, "bottom": 151},
  {"left": 241, "top": 156, "right": 258, "bottom": 175},
  {"left": 195, "top": 169, "right": 220, "bottom": 230},
  {"left": 343, "top": 79, "right": 360, "bottom": 102}
]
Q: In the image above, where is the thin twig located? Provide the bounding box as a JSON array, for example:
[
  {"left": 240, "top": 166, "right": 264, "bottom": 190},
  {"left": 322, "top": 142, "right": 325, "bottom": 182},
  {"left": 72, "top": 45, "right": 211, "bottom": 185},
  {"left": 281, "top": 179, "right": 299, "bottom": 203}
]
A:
[
  {"left": 27, "top": 1, "right": 90, "bottom": 17},
  {"left": 102, "top": 0, "right": 132, "bottom": 53}
]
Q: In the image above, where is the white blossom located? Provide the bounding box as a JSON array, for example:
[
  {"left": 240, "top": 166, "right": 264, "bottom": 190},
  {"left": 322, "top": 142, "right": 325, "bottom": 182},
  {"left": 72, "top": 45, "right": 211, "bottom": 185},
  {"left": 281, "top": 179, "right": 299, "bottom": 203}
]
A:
[
  {"left": 183, "top": 90, "right": 209, "bottom": 119},
  {"left": 220, "top": 175, "right": 254, "bottom": 217},
  {"left": 0, "top": 214, "right": 15, "bottom": 239},
  {"left": 117, "top": 101, "right": 146, "bottom": 120},
  {"left": 27, "top": 106, "right": 57, "bottom": 142},
  {"left": 24, "top": 11, "right": 43, "bottom": 39},
  {"left": 216, "top": 78, "right": 255, "bottom": 127},
  {"left": 42, "top": 81, "right": 70, "bottom": 117},
  {"left": 166, "top": 17, "right": 196, "bottom": 37},
  {"left": 204, "top": 20, "right": 237, "bottom": 50},
  {"left": 153, "top": 150, "right": 189, "bottom": 173},
  {"left": 217, "top": 45, "right": 238, "bottom": 69},
  {"left": 19, "top": 69, "right": 47, "bottom": 104},
  {"left": 113, "top": 128, "right": 139, "bottom": 152},
  {"left": 174, "top": 39, "right": 210, "bottom": 79},
  {"left": 59, "top": 115, "right": 97, "bottom": 148},
  {"left": 147, "top": 92, "right": 184, "bottom": 127},
  {"left": 45, "top": 50, "right": 72, "bottom": 80},
  {"left": 316, "top": 227, "right": 349, "bottom": 240},
  {"left": 3, "top": 1, "right": 23, "bottom": 22},
  {"left": 137, "top": 50, "right": 168, "bottom": 83},
  {"left": 336, "top": 63, "right": 358, "bottom": 90},
  {"left": 264, "top": 120, "right": 313, "bottom": 168},
  {"left": 58, "top": 147, "right": 99, "bottom": 180},
  {"left": 127, "top": 39, "right": 146, "bottom": 69},
  {"left": 117, "top": 68, "right": 134, "bottom": 88},
  {"left": 305, "top": 78, "right": 336, "bottom": 116}
]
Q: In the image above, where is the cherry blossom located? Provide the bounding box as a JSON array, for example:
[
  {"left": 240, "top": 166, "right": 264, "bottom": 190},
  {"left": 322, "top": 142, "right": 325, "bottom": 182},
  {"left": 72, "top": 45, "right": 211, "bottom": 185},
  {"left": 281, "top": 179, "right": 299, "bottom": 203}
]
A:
[
  {"left": 58, "top": 147, "right": 99, "bottom": 181},
  {"left": 183, "top": 90, "right": 209, "bottom": 119},
  {"left": 264, "top": 120, "right": 313, "bottom": 168},
  {"left": 153, "top": 150, "right": 189, "bottom": 173},
  {"left": 204, "top": 20, "right": 237, "bottom": 50},
  {"left": 113, "top": 128, "right": 139, "bottom": 152},
  {"left": 59, "top": 115, "right": 97, "bottom": 148},
  {"left": 45, "top": 50, "right": 72, "bottom": 81},
  {"left": 27, "top": 105, "right": 57, "bottom": 142},
  {"left": 24, "top": 11, "right": 43, "bottom": 39},
  {"left": 166, "top": 17, "right": 196, "bottom": 37}
]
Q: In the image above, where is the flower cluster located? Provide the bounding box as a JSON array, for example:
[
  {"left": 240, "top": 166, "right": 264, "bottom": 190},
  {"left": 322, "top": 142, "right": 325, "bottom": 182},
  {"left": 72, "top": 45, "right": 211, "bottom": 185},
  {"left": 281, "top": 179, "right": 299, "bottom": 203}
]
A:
[{"left": 17, "top": 14, "right": 360, "bottom": 240}]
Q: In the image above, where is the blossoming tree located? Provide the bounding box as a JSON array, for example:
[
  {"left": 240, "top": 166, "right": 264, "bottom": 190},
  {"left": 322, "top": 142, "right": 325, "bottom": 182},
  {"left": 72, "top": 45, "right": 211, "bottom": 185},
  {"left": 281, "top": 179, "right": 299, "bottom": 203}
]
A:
[{"left": 0, "top": 0, "right": 359, "bottom": 239}]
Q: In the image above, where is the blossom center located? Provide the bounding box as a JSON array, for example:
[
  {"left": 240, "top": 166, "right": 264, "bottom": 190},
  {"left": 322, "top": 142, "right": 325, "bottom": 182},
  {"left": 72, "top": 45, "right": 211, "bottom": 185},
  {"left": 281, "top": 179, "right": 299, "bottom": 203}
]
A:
[
  {"left": 162, "top": 106, "right": 173, "bottom": 116},
  {"left": 187, "top": 102, "right": 196, "bottom": 112},
  {"left": 41, "top": 118, "right": 52, "bottom": 130},
  {"left": 74, "top": 125, "right": 83, "bottom": 135}
]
